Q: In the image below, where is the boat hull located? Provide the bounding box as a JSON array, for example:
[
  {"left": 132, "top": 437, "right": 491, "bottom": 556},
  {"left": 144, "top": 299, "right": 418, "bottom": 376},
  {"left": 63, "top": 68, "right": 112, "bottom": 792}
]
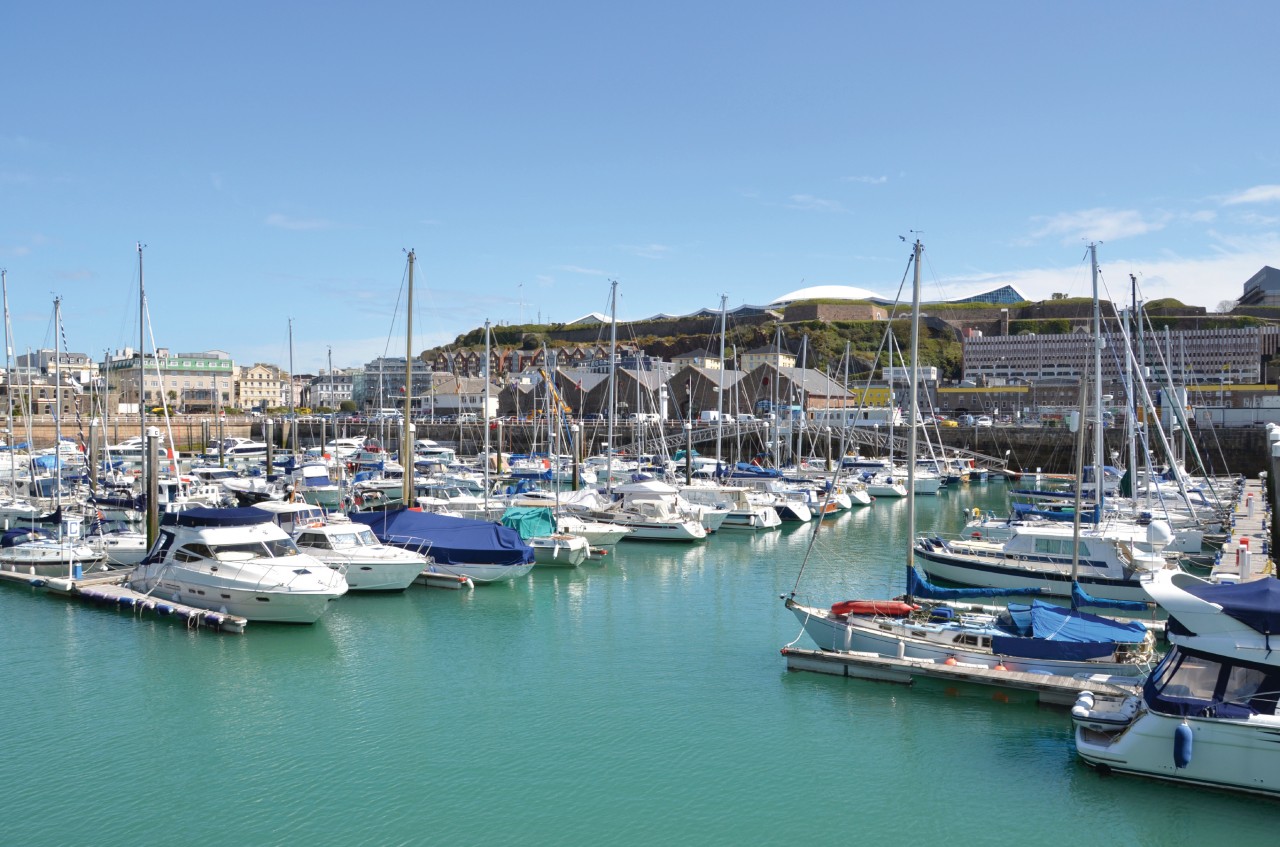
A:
[
  {"left": 1076, "top": 711, "right": 1280, "bottom": 798},
  {"left": 786, "top": 599, "right": 1147, "bottom": 677},
  {"left": 915, "top": 546, "right": 1153, "bottom": 603},
  {"left": 129, "top": 575, "right": 343, "bottom": 624}
]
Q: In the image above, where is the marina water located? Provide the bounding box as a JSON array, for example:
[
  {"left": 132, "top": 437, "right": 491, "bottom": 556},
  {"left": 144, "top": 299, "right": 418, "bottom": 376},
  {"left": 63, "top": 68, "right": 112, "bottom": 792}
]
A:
[{"left": 2, "top": 485, "right": 1273, "bottom": 845}]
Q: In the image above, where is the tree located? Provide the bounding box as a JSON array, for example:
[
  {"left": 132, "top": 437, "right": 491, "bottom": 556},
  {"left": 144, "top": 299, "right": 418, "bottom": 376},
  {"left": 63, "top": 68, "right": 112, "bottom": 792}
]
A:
[{"left": 1215, "top": 299, "right": 1238, "bottom": 314}]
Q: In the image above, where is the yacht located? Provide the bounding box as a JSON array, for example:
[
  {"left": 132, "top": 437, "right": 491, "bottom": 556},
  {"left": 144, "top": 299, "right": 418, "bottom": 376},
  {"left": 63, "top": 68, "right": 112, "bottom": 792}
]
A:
[
  {"left": 1072, "top": 570, "right": 1280, "bottom": 797},
  {"left": 205, "top": 437, "right": 270, "bottom": 460},
  {"left": 127, "top": 507, "right": 348, "bottom": 623},
  {"left": 292, "top": 519, "right": 429, "bottom": 590}
]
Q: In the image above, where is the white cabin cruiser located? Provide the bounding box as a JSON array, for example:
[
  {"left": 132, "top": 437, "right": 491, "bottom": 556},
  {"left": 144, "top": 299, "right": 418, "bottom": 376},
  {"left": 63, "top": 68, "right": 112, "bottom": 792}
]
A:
[
  {"left": 1073, "top": 570, "right": 1280, "bottom": 797},
  {"left": 292, "top": 519, "right": 428, "bottom": 590},
  {"left": 128, "top": 507, "right": 348, "bottom": 623}
]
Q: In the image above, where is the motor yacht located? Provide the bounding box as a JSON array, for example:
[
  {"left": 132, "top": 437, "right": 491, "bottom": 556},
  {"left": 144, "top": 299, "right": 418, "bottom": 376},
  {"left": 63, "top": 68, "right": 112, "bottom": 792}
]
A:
[{"left": 127, "top": 507, "right": 348, "bottom": 623}]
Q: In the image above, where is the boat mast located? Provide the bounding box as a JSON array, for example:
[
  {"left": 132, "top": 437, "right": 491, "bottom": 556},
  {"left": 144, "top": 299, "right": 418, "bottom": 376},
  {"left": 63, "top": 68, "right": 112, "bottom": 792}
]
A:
[
  {"left": 483, "top": 318, "right": 491, "bottom": 511},
  {"left": 716, "top": 293, "right": 726, "bottom": 465},
  {"left": 54, "top": 297, "right": 65, "bottom": 557},
  {"left": 287, "top": 317, "right": 295, "bottom": 456},
  {"left": 137, "top": 243, "right": 146, "bottom": 486},
  {"left": 1, "top": 270, "right": 14, "bottom": 496},
  {"left": 403, "top": 250, "right": 415, "bottom": 509},
  {"left": 606, "top": 280, "right": 617, "bottom": 495},
  {"left": 1089, "top": 243, "right": 1105, "bottom": 515},
  {"left": 906, "top": 239, "right": 921, "bottom": 571}
]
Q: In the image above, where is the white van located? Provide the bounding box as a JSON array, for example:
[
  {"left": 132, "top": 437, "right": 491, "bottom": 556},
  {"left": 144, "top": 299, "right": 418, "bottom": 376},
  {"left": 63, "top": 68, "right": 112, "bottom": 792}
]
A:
[{"left": 699, "top": 411, "right": 723, "bottom": 423}]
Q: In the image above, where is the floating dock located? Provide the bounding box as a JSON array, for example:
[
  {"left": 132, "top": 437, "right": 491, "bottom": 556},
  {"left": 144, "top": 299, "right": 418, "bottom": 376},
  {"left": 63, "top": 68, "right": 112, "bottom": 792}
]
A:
[
  {"left": 781, "top": 646, "right": 1140, "bottom": 705},
  {"left": 1212, "top": 477, "right": 1272, "bottom": 583},
  {"left": 0, "top": 569, "right": 249, "bottom": 633}
]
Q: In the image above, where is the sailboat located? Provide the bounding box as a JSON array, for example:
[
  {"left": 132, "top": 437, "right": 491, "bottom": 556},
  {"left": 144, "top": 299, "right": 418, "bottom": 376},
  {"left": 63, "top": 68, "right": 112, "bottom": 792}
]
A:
[
  {"left": 783, "top": 239, "right": 1156, "bottom": 677},
  {"left": 913, "top": 244, "right": 1182, "bottom": 602}
]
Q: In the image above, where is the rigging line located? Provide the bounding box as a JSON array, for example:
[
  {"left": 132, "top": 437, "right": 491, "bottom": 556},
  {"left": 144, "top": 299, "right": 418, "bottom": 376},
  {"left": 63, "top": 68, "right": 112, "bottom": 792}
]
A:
[{"left": 790, "top": 248, "right": 915, "bottom": 597}]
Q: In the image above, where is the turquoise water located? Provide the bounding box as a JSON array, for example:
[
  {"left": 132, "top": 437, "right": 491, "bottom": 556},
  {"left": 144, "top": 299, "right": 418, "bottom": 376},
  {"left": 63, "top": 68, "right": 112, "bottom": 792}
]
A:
[{"left": 2, "top": 486, "right": 1274, "bottom": 846}]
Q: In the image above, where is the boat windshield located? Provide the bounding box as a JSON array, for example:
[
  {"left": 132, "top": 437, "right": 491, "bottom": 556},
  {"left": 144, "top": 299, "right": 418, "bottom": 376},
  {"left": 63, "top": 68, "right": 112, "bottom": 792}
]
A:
[
  {"left": 207, "top": 539, "right": 300, "bottom": 561},
  {"left": 1145, "top": 647, "right": 1280, "bottom": 718}
]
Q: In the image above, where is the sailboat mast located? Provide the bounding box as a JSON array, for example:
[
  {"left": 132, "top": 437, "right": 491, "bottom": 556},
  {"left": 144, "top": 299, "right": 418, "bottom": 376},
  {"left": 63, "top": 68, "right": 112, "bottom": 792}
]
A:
[
  {"left": 1090, "top": 243, "right": 1105, "bottom": 515},
  {"left": 1, "top": 270, "right": 14, "bottom": 493},
  {"left": 606, "top": 280, "right": 617, "bottom": 494},
  {"left": 287, "top": 317, "right": 295, "bottom": 455},
  {"left": 403, "top": 250, "right": 415, "bottom": 509},
  {"left": 137, "top": 243, "right": 146, "bottom": 486},
  {"left": 483, "top": 318, "right": 491, "bottom": 508},
  {"left": 54, "top": 297, "right": 65, "bottom": 556},
  {"left": 906, "top": 240, "right": 921, "bottom": 569},
  {"left": 716, "top": 293, "right": 726, "bottom": 464}
]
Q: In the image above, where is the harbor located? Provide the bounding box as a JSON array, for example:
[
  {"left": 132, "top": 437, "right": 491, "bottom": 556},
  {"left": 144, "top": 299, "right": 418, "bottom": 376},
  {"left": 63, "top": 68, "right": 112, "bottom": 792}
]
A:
[{"left": 3, "top": 481, "right": 1275, "bottom": 846}]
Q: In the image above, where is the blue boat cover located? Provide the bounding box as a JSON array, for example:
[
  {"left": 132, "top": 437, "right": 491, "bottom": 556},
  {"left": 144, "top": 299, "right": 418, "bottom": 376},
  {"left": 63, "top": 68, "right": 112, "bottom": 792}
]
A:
[
  {"left": 160, "top": 507, "right": 275, "bottom": 528},
  {"left": 499, "top": 506, "right": 556, "bottom": 541},
  {"left": 1072, "top": 580, "right": 1149, "bottom": 612},
  {"left": 991, "top": 601, "right": 1147, "bottom": 661},
  {"left": 728, "top": 463, "right": 784, "bottom": 478},
  {"left": 1011, "top": 502, "right": 1101, "bottom": 524},
  {"left": 1, "top": 527, "right": 55, "bottom": 547},
  {"left": 1182, "top": 577, "right": 1280, "bottom": 635},
  {"left": 349, "top": 508, "right": 534, "bottom": 566},
  {"left": 907, "top": 565, "right": 1042, "bottom": 599}
]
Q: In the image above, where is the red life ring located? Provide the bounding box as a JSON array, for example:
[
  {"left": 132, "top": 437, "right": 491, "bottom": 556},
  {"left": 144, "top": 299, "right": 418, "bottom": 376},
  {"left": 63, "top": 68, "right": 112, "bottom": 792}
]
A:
[{"left": 831, "top": 600, "right": 918, "bottom": 617}]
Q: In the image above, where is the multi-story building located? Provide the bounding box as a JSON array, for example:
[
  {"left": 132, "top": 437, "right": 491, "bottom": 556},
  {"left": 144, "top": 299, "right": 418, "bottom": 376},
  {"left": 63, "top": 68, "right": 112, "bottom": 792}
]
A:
[
  {"left": 102, "top": 348, "right": 235, "bottom": 412},
  {"left": 307, "top": 369, "right": 357, "bottom": 409},
  {"left": 16, "top": 349, "right": 99, "bottom": 387},
  {"left": 962, "top": 326, "right": 1280, "bottom": 386},
  {"left": 236, "top": 363, "right": 285, "bottom": 412},
  {"left": 1238, "top": 266, "right": 1280, "bottom": 307}
]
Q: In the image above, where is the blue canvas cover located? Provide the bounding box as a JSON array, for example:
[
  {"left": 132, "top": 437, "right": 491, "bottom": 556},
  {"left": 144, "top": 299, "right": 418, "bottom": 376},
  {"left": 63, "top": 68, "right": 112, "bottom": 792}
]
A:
[
  {"left": 907, "top": 565, "right": 1042, "bottom": 599},
  {"left": 1072, "top": 580, "right": 1149, "bottom": 612},
  {"left": 160, "top": 507, "right": 275, "bottom": 528},
  {"left": 499, "top": 507, "right": 557, "bottom": 541},
  {"left": 991, "top": 601, "right": 1147, "bottom": 661},
  {"left": 1182, "top": 577, "right": 1280, "bottom": 636},
  {"left": 349, "top": 508, "right": 534, "bottom": 566}
]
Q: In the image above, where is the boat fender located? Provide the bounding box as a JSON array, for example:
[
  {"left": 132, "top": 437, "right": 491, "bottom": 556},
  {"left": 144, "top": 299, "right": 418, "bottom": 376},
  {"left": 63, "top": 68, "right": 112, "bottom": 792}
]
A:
[{"left": 1174, "top": 721, "right": 1193, "bottom": 769}]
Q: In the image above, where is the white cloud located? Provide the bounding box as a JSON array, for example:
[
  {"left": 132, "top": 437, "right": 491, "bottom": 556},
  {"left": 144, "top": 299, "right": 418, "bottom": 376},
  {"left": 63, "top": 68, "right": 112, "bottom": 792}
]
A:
[
  {"left": 620, "top": 243, "right": 671, "bottom": 259},
  {"left": 265, "top": 213, "right": 337, "bottom": 231},
  {"left": 844, "top": 175, "right": 887, "bottom": 185},
  {"left": 786, "top": 194, "right": 846, "bottom": 212},
  {"left": 1223, "top": 185, "right": 1280, "bottom": 205},
  {"left": 1029, "top": 208, "right": 1168, "bottom": 244},
  {"left": 553, "top": 264, "right": 608, "bottom": 276}
]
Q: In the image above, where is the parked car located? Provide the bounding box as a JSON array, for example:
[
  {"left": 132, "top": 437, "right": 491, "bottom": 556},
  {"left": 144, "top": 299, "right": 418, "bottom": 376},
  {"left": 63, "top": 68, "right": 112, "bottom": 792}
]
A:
[{"left": 975, "top": 415, "right": 993, "bottom": 427}]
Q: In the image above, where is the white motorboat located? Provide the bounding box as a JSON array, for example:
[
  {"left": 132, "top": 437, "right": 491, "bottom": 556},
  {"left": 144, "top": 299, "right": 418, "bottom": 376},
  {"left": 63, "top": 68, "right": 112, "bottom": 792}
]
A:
[
  {"left": 127, "top": 507, "right": 348, "bottom": 623},
  {"left": 205, "top": 437, "right": 270, "bottom": 460},
  {"left": 1072, "top": 570, "right": 1280, "bottom": 797},
  {"left": 680, "top": 484, "right": 782, "bottom": 531},
  {"left": 292, "top": 519, "right": 428, "bottom": 590},
  {"left": 529, "top": 533, "right": 591, "bottom": 567}
]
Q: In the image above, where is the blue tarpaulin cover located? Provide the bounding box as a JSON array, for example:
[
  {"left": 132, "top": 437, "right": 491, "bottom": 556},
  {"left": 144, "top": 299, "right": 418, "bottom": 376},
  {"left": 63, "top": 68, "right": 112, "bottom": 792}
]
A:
[
  {"left": 1072, "top": 580, "right": 1149, "bottom": 612},
  {"left": 349, "top": 508, "right": 534, "bottom": 566},
  {"left": 907, "top": 565, "right": 1042, "bottom": 599},
  {"left": 1182, "top": 577, "right": 1280, "bottom": 635},
  {"left": 991, "top": 601, "right": 1147, "bottom": 661}
]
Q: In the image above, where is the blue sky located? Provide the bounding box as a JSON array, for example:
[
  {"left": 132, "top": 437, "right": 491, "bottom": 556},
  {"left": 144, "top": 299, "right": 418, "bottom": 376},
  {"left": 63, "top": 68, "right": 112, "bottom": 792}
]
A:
[{"left": 3, "top": 1, "right": 1278, "bottom": 375}]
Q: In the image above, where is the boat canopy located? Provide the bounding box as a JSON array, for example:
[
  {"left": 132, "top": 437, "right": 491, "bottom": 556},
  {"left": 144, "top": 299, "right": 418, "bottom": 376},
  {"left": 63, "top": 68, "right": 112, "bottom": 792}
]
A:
[
  {"left": 160, "top": 507, "right": 275, "bottom": 528},
  {"left": 349, "top": 508, "right": 534, "bottom": 566},
  {"left": 499, "top": 507, "right": 557, "bottom": 541},
  {"left": 991, "top": 601, "right": 1147, "bottom": 661},
  {"left": 1180, "top": 578, "right": 1280, "bottom": 636},
  {"left": 1, "top": 527, "right": 55, "bottom": 547}
]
